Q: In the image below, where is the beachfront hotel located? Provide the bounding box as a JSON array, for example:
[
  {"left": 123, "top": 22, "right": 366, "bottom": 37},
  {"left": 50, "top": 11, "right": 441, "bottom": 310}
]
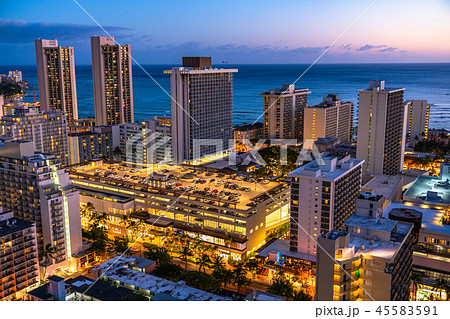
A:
[
  {"left": 165, "top": 57, "right": 237, "bottom": 165},
  {"left": 261, "top": 84, "right": 310, "bottom": 141},
  {"left": 0, "top": 140, "right": 83, "bottom": 270},
  {"left": 35, "top": 39, "right": 78, "bottom": 123},
  {"left": 288, "top": 155, "right": 364, "bottom": 256},
  {"left": 0, "top": 105, "right": 69, "bottom": 166},
  {"left": 356, "top": 80, "right": 407, "bottom": 176},
  {"left": 91, "top": 36, "right": 134, "bottom": 126},
  {"left": 303, "top": 94, "right": 354, "bottom": 146}
]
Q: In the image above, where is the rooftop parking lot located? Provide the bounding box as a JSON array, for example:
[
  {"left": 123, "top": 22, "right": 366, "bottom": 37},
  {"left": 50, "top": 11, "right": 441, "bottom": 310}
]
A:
[{"left": 70, "top": 162, "right": 286, "bottom": 211}]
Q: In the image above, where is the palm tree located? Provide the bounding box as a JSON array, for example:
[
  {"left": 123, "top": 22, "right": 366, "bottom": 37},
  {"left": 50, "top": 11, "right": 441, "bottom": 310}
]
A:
[
  {"left": 292, "top": 289, "right": 312, "bottom": 301},
  {"left": 433, "top": 278, "right": 448, "bottom": 301},
  {"left": 196, "top": 253, "right": 211, "bottom": 273},
  {"left": 244, "top": 258, "right": 260, "bottom": 278},
  {"left": 38, "top": 244, "right": 56, "bottom": 281},
  {"left": 232, "top": 263, "right": 252, "bottom": 294},
  {"left": 211, "top": 255, "right": 225, "bottom": 273},
  {"left": 411, "top": 272, "right": 424, "bottom": 301},
  {"left": 180, "top": 244, "right": 193, "bottom": 272},
  {"left": 266, "top": 272, "right": 295, "bottom": 300}
]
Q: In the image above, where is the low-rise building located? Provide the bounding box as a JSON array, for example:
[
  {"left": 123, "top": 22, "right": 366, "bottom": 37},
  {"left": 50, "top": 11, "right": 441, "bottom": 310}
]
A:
[
  {"left": 233, "top": 123, "right": 264, "bottom": 152},
  {"left": 92, "top": 256, "right": 230, "bottom": 301},
  {"left": 70, "top": 160, "right": 290, "bottom": 260}
]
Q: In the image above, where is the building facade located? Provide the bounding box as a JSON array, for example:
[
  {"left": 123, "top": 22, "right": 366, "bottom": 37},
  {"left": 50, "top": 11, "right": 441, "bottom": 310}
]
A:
[
  {"left": 165, "top": 57, "right": 237, "bottom": 164},
  {"left": 233, "top": 122, "right": 264, "bottom": 152},
  {"left": 0, "top": 208, "right": 39, "bottom": 300},
  {"left": 356, "top": 80, "right": 407, "bottom": 176},
  {"left": 35, "top": 39, "right": 78, "bottom": 123},
  {"left": 288, "top": 155, "right": 364, "bottom": 256},
  {"left": 0, "top": 140, "right": 82, "bottom": 268},
  {"left": 120, "top": 116, "right": 172, "bottom": 167},
  {"left": 91, "top": 36, "right": 134, "bottom": 126},
  {"left": 303, "top": 94, "right": 354, "bottom": 145},
  {"left": 406, "top": 100, "right": 430, "bottom": 146},
  {"left": 68, "top": 125, "right": 120, "bottom": 165},
  {"left": 315, "top": 213, "right": 414, "bottom": 301},
  {"left": 0, "top": 105, "right": 69, "bottom": 165},
  {"left": 261, "top": 84, "right": 310, "bottom": 141}
]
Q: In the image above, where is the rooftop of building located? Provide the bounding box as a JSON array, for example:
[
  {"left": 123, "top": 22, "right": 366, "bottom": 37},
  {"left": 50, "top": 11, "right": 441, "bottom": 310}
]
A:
[
  {"left": 260, "top": 84, "right": 310, "bottom": 96},
  {"left": 383, "top": 202, "right": 450, "bottom": 236},
  {"left": 245, "top": 289, "right": 286, "bottom": 301},
  {"left": 0, "top": 211, "right": 35, "bottom": 238},
  {"left": 344, "top": 214, "right": 398, "bottom": 233},
  {"left": 358, "top": 80, "right": 405, "bottom": 93},
  {"left": 288, "top": 155, "right": 364, "bottom": 181},
  {"left": 403, "top": 165, "right": 450, "bottom": 205},
  {"left": 78, "top": 188, "right": 134, "bottom": 203},
  {"left": 255, "top": 238, "right": 316, "bottom": 263},
  {"left": 71, "top": 161, "right": 287, "bottom": 212},
  {"left": 324, "top": 219, "right": 412, "bottom": 260},
  {"left": 362, "top": 174, "right": 403, "bottom": 202},
  {"left": 93, "top": 256, "right": 230, "bottom": 301},
  {"left": 66, "top": 275, "right": 145, "bottom": 301}
]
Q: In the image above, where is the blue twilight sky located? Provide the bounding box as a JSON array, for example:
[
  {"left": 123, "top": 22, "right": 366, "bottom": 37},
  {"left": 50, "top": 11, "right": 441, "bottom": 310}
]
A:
[{"left": 0, "top": 0, "right": 450, "bottom": 64}]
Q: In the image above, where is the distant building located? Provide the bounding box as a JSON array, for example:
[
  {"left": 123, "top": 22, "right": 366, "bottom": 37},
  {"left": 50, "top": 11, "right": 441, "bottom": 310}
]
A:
[
  {"left": 288, "top": 155, "right": 364, "bottom": 256},
  {"left": 406, "top": 100, "right": 430, "bottom": 146},
  {"left": 0, "top": 105, "right": 69, "bottom": 165},
  {"left": 0, "top": 140, "right": 82, "bottom": 269},
  {"left": 427, "top": 128, "right": 449, "bottom": 144},
  {"left": 356, "top": 80, "right": 407, "bottom": 175},
  {"left": 91, "top": 36, "right": 134, "bottom": 126},
  {"left": 233, "top": 122, "right": 263, "bottom": 152},
  {"left": 261, "top": 84, "right": 310, "bottom": 141},
  {"left": 120, "top": 116, "right": 172, "bottom": 167},
  {"left": 315, "top": 212, "right": 414, "bottom": 301},
  {"left": 68, "top": 125, "right": 120, "bottom": 165},
  {"left": 304, "top": 94, "right": 354, "bottom": 146},
  {"left": 0, "top": 208, "right": 39, "bottom": 300},
  {"left": 0, "top": 70, "right": 23, "bottom": 84},
  {"left": 314, "top": 137, "right": 341, "bottom": 153},
  {"left": 35, "top": 39, "right": 78, "bottom": 123},
  {"left": 165, "top": 57, "right": 237, "bottom": 164}
]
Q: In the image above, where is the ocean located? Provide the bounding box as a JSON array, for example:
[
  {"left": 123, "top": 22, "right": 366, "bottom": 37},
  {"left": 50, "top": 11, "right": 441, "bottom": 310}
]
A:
[{"left": 1, "top": 63, "right": 449, "bottom": 129}]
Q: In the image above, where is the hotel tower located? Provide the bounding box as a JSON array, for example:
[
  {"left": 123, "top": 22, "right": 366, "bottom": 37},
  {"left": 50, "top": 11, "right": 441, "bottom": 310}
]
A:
[
  {"left": 35, "top": 39, "right": 78, "bottom": 123},
  {"left": 91, "top": 36, "right": 134, "bottom": 126}
]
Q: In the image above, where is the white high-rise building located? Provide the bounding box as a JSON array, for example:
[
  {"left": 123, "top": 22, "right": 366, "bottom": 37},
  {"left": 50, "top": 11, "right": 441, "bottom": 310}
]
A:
[
  {"left": 303, "top": 94, "right": 354, "bottom": 145},
  {"left": 91, "top": 36, "right": 134, "bottom": 126},
  {"left": 356, "top": 80, "right": 407, "bottom": 176},
  {"left": 0, "top": 140, "right": 82, "bottom": 269},
  {"left": 165, "top": 57, "right": 237, "bottom": 164},
  {"left": 288, "top": 155, "right": 364, "bottom": 256},
  {"left": 35, "top": 39, "right": 78, "bottom": 123}
]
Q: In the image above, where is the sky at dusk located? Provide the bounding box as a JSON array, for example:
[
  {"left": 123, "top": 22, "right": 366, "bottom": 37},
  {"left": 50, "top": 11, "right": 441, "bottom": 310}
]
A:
[{"left": 0, "top": 0, "right": 450, "bottom": 65}]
